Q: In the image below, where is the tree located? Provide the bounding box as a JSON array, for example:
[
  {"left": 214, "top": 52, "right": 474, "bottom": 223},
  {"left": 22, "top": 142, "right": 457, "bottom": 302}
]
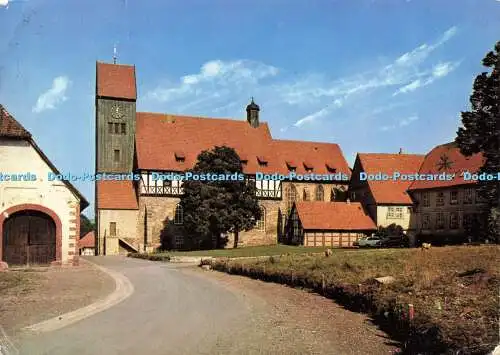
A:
[
  {"left": 455, "top": 41, "right": 500, "bottom": 241},
  {"left": 80, "top": 214, "right": 95, "bottom": 237},
  {"left": 180, "top": 146, "right": 262, "bottom": 249}
]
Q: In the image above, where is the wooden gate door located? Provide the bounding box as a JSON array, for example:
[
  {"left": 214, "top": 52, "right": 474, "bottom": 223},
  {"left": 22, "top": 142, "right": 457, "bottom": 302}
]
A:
[{"left": 2, "top": 210, "right": 56, "bottom": 265}]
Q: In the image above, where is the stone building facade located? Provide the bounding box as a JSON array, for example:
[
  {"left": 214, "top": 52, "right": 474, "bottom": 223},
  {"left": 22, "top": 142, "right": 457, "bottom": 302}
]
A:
[
  {"left": 0, "top": 105, "right": 88, "bottom": 266},
  {"left": 407, "top": 142, "right": 489, "bottom": 243},
  {"left": 94, "top": 62, "right": 351, "bottom": 254}
]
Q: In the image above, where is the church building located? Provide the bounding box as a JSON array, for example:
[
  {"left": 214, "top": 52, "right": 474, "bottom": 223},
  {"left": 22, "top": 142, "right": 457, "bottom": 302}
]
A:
[{"left": 94, "top": 61, "right": 353, "bottom": 255}]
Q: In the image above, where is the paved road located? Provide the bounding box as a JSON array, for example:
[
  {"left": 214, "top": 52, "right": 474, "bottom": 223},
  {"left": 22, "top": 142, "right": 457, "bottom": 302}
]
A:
[{"left": 12, "top": 256, "right": 396, "bottom": 355}]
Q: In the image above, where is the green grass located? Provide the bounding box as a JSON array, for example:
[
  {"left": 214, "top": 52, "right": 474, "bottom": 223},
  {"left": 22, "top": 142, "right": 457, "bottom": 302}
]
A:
[
  {"left": 156, "top": 244, "right": 334, "bottom": 257},
  {"left": 212, "top": 245, "right": 500, "bottom": 354}
]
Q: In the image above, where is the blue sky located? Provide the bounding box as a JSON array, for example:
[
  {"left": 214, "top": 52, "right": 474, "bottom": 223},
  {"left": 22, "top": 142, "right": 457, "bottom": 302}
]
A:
[{"left": 1, "top": 0, "right": 499, "bottom": 217}]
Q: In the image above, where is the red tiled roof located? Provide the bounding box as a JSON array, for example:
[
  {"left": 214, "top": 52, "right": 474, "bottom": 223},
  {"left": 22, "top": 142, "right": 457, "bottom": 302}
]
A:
[
  {"left": 408, "top": 142, "right": 485, "bottom": 190},
  {"left": 295, "top": 201, "right": 376, "bottom": 230},
  {"left": 97, "top": 180, "right": 138, "bottom": 210},
  {"left": 135, "top": 113, "right": 276, "bottom": 174},
  {"left": 96, "top": 62, "right": 136, "bottom": 100},
  {"left": 272, "top": 140, "right": 351, "bottom": 176},
  {"left": 79, "top": 231, "right": 95, "bottom": 249},
  {"left": 0, "top": 105, "right": 89, "bottom": 210},
  {"left": 0, "top": 104, "right": 31, "bottom": 138},
  {"left": 357, "top": 153, "right": 425, "bottom": 204},
  {"left": 135, "top": 113, "right": 351, "bottom": 177}
]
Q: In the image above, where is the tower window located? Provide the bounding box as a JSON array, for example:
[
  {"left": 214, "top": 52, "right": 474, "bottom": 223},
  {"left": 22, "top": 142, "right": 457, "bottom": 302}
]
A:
[
  {"left": 114, "top": 123, "right": 120, "bottom": 134},
  {"left": 109, "top": 222, "right": 117, "bottom": 236},
  {"left": 108, "top": 122, "right": 113, "bottom": 134},
  {"left": 121, "top": 123, "right": 126, "bottom": 134},
  {"left": 114, "top": 149, "right": 120, "bottom": 162}
]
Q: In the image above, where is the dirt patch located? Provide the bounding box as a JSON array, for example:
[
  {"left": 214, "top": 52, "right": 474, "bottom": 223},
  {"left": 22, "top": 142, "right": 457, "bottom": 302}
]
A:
[
  {"left": 185, "top": 267, "right": 400, "bottom": 355},
  {"left": 0, "top": 260, "right": 115, "bottom": 335}
]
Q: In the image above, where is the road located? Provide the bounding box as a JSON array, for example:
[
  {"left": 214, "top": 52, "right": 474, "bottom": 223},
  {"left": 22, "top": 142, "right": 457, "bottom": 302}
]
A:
[{"left": 12, "top": 256, "right": 398, "bottom": 355}]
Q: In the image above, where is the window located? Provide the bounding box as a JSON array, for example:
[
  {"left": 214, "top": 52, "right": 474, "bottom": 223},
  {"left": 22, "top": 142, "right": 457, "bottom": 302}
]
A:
[
  {"left": 174, "top": 235, "right": 184, "bottom": 249},
  {"left": 109, "top": 222, "right": 117, "bottom": 236},
  {"left": 114, "top": 149, "right": 120, "bottom": 162},
  {"left": 463, "top": 188, "right": 474, "bottom": 204},
  {"left": 174, "top": 204, "right": 183, "bottom": 225},
  {"left": 435, "top": 212, "right": 445, "bottom": 229},
  {"left": 108, "top": 122, "right": 114, "bottom": 134},
  {"left": 449, "top": 212, "right": 459, "bottom": 229},
  {"left": 315, "top": 185, "right": 324, "bottom": 201},
  {"left": 121, "top": 123, "right": 126, "bottom": 134},
  {"left": 450, "top": 190, "right": 458, "bottom": 205},
  {"left": 421, "top": 214, "right": 431, "bottom": 229},
  {"left": 387, "top": 207, "right": 404, "bottom": 219},
  {"left": 285, "top": 184, "right": 297, "bottom": 212},
  {"left": 436, "top": 192, "right": 445, "bottom": 206},
  {"left": 463, "top": 214, "right": 472, "bottom": 229},
  {"left": 114, "top": 123, "right": 120, "bottom": 134},
  {"left": 256, "top": 207, "right": 266, "bottom": 231},
  {"left": 350, "top": 191, "right": 356, "bottom": 200},
  {"left": 255, "top": 180, "right": 282, "bottom": 198},
  {"left": 422, "top": 192, "right": 430, "bottom": 207},
  {"left": 303, "top": 188, "right": 310, "bottom": 201}
]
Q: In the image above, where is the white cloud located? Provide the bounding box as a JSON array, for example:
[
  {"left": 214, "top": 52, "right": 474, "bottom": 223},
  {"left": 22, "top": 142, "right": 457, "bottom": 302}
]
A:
[
  {"left": 399, "top": 115, "right": 419, "bottom": 126},
  {"left": 142, "top": 27, "right": 459, "bottom": 132},
  {"left": 145, "top": 59, "right": 279, "bottom": 103},
  {"left": 0, "top": 0, "right": 8, "bottom": 7},
  {"left": 32, "top": 76, "right": 70, "bottom": 113},
  {"left": 286, "top": 26, "right": 459, "bottom": 126}
]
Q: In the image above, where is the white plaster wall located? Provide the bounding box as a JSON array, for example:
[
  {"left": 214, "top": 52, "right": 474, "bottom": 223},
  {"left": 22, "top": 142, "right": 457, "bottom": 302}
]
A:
[
  {"left": 0, "top": 138, "right": 80, "bottom": 263},
  {"left": 376, "top": 205, "right": 412, "bottom": 230}
]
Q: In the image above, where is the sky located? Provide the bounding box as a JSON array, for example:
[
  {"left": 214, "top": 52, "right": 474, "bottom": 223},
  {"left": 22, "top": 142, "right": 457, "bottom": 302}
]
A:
[{"left": 0, "top": 0, "right": 499, "bottom": 217}]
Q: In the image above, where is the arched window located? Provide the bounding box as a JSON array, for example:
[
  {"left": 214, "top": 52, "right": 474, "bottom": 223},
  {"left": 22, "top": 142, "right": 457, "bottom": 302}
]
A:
[
  {"left": 285, "top": 184, "right": 297, "bottom": 212},
  {"left": 174, "top": 204, "right": 183, "bottom": 225},
  {"left": 256, "top": 207, "right": 266, "bottom": 231},
  {"left": 315, "top": 185, "right": 324, "bottom": 201},
  {"left": 303, "top": 188, "right": 310, "bottom": 201}
]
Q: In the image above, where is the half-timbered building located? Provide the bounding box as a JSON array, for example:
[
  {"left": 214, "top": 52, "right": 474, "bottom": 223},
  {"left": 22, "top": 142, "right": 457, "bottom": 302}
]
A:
[{"left": 94, "top": 61, "right": 352, "bottom": 254}]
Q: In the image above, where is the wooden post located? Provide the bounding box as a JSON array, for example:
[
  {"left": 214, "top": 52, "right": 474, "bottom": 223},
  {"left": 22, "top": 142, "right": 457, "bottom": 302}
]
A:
[{"left": 408, "top": 304, "right": 414, "bottom": 320}]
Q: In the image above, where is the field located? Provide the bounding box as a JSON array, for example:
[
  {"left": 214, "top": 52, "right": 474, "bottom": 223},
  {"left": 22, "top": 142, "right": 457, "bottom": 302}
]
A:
[
  {"left": 151, "top": 244, "right": 331, "bottom": 258},
  {"left": 210, "top": 245, "right": 499, "bottom": 354}
]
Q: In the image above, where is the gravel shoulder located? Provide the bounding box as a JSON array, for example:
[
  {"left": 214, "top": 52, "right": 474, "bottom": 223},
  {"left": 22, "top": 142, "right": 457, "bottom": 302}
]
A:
[
  {"left": 183, "top": 267, "right": 400, "bottom": 355},
  {"left": 0, "top": 260, "right": 115, "bottom": 336}
]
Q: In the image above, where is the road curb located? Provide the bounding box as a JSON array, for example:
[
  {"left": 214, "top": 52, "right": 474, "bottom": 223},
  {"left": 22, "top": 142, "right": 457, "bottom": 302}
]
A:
[{"left": 22, "top": 258, "right": 134, "bottom": 334}]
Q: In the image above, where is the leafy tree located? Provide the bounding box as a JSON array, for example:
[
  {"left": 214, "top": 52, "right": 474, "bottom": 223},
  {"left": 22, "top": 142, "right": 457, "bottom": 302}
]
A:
[
  {"left": 180, "top": 146, "right": 262, "bottom": 249},
  {"left": 80, "top": 214, "right": 95, "bottom": 237},
  {"left": 377, "top": 223, "right": 404, "bottom": 236},
  {"left": 455, "top": 41, "right": 500, "bottom": 241}
]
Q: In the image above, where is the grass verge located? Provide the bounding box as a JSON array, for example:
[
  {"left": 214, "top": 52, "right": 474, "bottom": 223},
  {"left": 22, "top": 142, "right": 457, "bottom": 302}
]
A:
[{"left": 210, "top": 246, "right": 499, "bottom": 355}]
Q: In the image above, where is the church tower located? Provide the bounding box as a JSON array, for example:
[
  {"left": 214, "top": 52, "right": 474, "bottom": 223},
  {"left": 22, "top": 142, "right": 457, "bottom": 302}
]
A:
[
  {"left": 95, "top": 61, "right": 137, "bottom": 255},
  {"left": 95, "top": 61, "right": 137, "bottom": 173},
  {"left": 246, "top": 98, "right": 260, "bottom": 128}
]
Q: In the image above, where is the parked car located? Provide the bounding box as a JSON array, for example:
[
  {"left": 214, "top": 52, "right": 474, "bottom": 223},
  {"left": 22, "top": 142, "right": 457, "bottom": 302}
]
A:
[
  {"left": 380, "top": 234, "right": 410, "bottom": 248},
  {"left": 356, "top": 235, "right": 383, "bottom": 248}
]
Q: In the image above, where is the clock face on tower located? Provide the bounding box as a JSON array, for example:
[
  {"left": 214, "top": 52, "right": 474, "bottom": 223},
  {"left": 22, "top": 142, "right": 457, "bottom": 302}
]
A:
[{"left": 111, "top": 104, "right": 124, "bottom": 119}]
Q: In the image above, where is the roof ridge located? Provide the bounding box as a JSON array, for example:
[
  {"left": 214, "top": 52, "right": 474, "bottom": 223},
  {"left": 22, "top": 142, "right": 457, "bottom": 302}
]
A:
[
  {"left": 273, "top": 138, "right": 340, "bottom": 146},
  {"left": 358, "top": 152, "right": 425, "bottom": 156},
  {"left": 137, "top": 111, "right": 270, "bottom": 125}
]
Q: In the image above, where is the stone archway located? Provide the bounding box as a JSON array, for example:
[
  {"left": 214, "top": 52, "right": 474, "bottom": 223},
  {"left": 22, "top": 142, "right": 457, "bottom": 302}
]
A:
[{"left": 0, "top": 204, "right": 62, "bottom": 265}]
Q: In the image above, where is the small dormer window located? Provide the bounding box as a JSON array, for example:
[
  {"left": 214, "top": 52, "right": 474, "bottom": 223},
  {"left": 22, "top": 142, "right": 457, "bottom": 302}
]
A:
[
  {"left": 326, "top": 163, "right": 336, "bottom": 173},
  {"left": 257, "top": 156, "right": 268, "bottom": 166},
  {"left": 303, "top": 162, "right": 313, "bottom": 172},
  {"left": 174, "top": 152, "right": 185, "bottom": 162},
  {"left": 286, "top": 161, "right": 297, "bottom": 172},
  {"left": 240, "top": 160, "right": 248, "bottom": 165}
]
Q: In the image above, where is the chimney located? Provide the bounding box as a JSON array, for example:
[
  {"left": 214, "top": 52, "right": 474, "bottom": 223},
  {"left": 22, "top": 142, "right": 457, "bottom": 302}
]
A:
[
  {"left": 398, "top": 148, "right": 403, "bottom": 154},
  {"left": 246, "top": 98, "right": 260, "bottom": 128}
]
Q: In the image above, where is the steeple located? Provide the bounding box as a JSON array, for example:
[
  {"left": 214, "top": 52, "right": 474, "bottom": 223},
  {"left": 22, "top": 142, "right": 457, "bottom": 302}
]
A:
[{"left": 246, "top": 97, "right": 260, "bottom": 128}]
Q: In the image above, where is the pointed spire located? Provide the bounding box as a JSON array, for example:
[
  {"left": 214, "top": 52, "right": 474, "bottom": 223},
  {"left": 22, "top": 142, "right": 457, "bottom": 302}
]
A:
[{"left": 113, "top": 44, "right": 117, "bottom": 64}]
